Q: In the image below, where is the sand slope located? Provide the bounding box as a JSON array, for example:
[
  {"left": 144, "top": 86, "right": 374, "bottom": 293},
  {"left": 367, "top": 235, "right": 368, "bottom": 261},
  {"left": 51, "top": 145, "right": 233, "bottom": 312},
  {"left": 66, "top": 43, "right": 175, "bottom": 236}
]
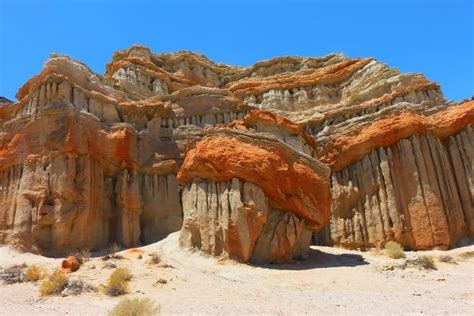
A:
[{"left": 1, "top": 233, "right": 473, "bottom": 315}]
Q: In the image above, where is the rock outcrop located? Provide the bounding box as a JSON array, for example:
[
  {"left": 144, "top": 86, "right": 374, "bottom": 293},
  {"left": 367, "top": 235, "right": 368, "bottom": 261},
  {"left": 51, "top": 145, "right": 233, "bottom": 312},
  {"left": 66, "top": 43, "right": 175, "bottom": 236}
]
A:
[
  {"left": 176, "top": 129, "right": 330, "bottom": 262},
  {"left": 0, "top": 45, "right": 472, "bottom": 259},
  {"left": 313, "top": 101, "right": 473, "bottom": 250}
]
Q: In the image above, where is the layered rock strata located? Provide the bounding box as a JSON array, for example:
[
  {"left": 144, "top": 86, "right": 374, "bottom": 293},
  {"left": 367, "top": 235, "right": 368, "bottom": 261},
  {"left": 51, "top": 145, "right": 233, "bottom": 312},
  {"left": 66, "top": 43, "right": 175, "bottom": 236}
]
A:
[
  {"left": 0, "top": 44, "right": 472, "bottom": 257},
  {"left": 313, "top": 101, "right": 473, "bottom": 250},
  {"left": 177, "top": 129, "right": 330, "bottom": 263}
]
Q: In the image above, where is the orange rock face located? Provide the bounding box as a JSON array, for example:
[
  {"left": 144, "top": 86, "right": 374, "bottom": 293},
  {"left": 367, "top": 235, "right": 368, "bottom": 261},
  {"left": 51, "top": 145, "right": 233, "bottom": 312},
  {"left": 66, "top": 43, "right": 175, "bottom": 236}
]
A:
[
  {"left": 177, "top": 129, "right": 331, "bottom": 228},
  {"left": 318, "top": 100, "right": 474, "bottom": 171},
  {"left": 0, "top": 44, "right": 472, "bottom": 259}
]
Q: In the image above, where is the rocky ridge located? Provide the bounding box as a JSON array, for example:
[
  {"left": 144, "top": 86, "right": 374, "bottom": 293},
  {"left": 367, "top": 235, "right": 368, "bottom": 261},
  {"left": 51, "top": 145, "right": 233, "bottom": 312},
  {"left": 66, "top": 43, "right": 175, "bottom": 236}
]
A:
[{"left": 0, "top": 45, "right": 472, "bottom": 261}]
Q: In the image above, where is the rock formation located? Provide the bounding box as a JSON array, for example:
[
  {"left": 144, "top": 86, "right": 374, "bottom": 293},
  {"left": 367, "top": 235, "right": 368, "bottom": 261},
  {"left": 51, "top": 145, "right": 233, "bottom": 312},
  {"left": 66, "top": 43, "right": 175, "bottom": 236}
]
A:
[
  {"left": 177, "top": 128, "right": 330, "bottom": 263},
  {"left": 0, "top": 45, "right": 472, "bottom": 260}
]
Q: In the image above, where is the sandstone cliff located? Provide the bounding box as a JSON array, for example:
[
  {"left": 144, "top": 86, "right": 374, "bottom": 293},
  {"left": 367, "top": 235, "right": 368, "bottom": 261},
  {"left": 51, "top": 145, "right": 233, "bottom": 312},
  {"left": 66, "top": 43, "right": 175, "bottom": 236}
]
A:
[{"left": 0, "top": 45, "right": 472, "bottom": 259}]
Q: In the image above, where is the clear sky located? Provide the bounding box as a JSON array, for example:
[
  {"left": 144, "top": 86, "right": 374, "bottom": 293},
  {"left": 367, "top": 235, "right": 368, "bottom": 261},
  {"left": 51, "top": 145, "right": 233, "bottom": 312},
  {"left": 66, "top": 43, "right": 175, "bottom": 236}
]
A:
[{"left": 0, "top": 0, "right": 472, "bottom": 102}]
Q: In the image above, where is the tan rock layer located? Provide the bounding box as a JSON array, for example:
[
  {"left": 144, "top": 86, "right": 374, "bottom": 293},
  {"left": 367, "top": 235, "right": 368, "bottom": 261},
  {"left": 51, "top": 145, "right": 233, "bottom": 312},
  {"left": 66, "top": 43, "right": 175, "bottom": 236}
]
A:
[
  {"left": 227, "top": 58, "right": 372, "bottom": 97},
  {"left": 240, "top": 109, "right": 317, "bottom": 150},
  {"left": 180, "top": 178, "right": 313, "bottom": 263}
]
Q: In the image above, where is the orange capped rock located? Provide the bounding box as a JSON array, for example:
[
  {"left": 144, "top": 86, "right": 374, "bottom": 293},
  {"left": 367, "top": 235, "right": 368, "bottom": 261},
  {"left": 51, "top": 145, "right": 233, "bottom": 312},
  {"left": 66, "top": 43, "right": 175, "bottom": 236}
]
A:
[
  {"left": 177, "top": 129, "right": 331, "bottom": 228},
  {"left": 61, "top": 256, "right": 81, "bottom": 273}
]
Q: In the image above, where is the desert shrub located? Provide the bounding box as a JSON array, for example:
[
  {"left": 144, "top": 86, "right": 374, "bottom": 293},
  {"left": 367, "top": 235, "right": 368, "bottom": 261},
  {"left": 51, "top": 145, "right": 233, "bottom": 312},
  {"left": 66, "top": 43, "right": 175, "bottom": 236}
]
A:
[
  {"left": 438, "top": 255, "right": 456, "bottom": 264},
  {"left": 25, "top": 265, "right": 47, "bottom": 282},
  {"left": 384, "top": 241, "right": 405, "bottom": 259},
  {"left": 70, "top": 249, "right": 91, "bottom": 263},
  {"left": 110, "top": 242, "right": 120, "bottom": 258},
  {"left": 158, "top": 263, "right": 175, "bottom": 269},
  {"left": 457, "top": 251, "right": 474, "bottom": 260},
  {"left": 417, "top": 255, "right": 437, "bottom": 270},
  {"left": 1, "top": 263, "right": 27, "bottom": 284},
  {"left": 147, "top": 252, "right": 161, "bottom": 265},
  {"left": 108, "top": 298, "right": 160, "bottom": 316},
  {"left": 39, "top": 270, "right": 67, "bottom": 296},
  {"left": 106, "top": 268, "right": 132, "bottom": 296},
  {"left": 153, "top": 278, "right": 167, "bottom": 287},
  {"left": 102, "top": 242, "right": 124, "bottom": 260}
]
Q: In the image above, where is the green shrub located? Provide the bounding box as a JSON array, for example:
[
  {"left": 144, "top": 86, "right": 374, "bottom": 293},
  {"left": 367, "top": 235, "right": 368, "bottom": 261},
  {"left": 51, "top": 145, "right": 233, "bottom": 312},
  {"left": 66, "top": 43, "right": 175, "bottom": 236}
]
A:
[
  {"left": 384, "top": 241, "right": 405, "bottom": 259},
  {"left": 108, "top": 298, "right": 160, "bottom": 316}
]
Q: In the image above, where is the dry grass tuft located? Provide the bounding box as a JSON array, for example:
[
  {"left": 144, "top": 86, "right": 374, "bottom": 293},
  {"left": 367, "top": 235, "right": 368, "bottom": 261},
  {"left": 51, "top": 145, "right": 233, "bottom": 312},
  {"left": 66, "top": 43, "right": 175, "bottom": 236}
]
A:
[
  {"left": 69, "top": 249, "right": 91, "bottom": 264},
  {"left": 417, "top": 255, "right": 437, "bottom": 270},
  {"left": 457, "top": 251, "right": 474, "bottom": 261},
  {"left": 438, "top": 255, "right": 457, "bottom": 264},
  {"left": 384, "top": 241, "right": 405, "bottom": 259},
  {"left": 102, "top": 242, "right": 124, "bottom": 261},
  {"left": 110, "top": 242, "right": 121, "bottom": 258},
  {"left": 1, "top": 263, "right": 27, "bottom": 284},
  {"left": 105, "top": 268, "right": 132, "bottom": 296},
  {"left": 147, "top": 252, "right": 161, "bottom": 265},
  {"left": 25, "top": 265, "right": 47, "bottom": 282},
  {"left": 39, "top": 270, "right": 68, "bottom": 296},
  {"left": 108, "top": 298, "right": 160, "bottom": 316}
]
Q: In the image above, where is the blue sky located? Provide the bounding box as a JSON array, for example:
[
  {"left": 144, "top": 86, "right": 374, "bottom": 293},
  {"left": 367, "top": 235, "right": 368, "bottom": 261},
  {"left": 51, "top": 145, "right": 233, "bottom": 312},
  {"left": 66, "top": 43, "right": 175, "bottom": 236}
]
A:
[{"left": 0, "top": 0, "right": 472, "bottom": 101}]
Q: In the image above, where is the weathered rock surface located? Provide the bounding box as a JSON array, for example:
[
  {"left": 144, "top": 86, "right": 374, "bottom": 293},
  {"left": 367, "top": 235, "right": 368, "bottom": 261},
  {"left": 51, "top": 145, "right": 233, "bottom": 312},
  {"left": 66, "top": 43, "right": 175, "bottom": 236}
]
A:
[
  {"left": 177, "top": 129, "right": 330, "bottom": 262},
  {"left": 177, "top": 129, "right": 331, "bottom": 228},
  {"left": 179, "top": 178, "right": 313, "bottom": 263},
  {"left": 0, "top": 44, "right": 472, "bottom": 258},
  {"left": 313, "top": 102, "right": 474, "bottom": 250}
]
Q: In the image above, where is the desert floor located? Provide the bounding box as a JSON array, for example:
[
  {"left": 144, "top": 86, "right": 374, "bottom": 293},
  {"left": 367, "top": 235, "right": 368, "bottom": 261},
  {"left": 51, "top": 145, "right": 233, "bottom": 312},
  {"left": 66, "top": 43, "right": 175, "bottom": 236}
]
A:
[{"left": 1, "top": 232, "right": 473, "bottom": 315}]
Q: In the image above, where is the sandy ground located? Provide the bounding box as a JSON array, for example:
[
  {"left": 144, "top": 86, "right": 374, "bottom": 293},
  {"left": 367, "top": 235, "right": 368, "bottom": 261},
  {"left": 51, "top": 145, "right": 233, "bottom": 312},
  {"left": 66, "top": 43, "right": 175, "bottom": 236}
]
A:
[{"left": 0, "top": 232, "right": 473, "bottom": 315}]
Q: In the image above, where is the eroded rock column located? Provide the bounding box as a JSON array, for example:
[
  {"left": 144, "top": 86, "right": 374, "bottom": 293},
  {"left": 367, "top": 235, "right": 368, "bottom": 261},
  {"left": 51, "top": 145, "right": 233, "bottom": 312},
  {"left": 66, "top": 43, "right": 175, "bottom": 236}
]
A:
[{"left": 176, "top": 129, "right": 331, "bottom": 263}]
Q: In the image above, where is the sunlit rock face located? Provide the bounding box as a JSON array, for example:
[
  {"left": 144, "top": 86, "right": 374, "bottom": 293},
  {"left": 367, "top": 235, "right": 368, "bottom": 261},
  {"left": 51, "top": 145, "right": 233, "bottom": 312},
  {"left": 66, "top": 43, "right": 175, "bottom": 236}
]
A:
[
  {"left": 0, "top": 44, "right": 472, "bottom": 258},
  {"left": 176, "top": 129, "right": 331, "bottom": 263}
]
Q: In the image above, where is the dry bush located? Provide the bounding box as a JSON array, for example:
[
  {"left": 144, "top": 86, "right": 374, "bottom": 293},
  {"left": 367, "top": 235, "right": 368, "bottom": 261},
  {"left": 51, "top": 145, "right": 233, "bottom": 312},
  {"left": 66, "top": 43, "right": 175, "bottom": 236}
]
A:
[
  {"left": 147, "top": 252, "right": 161, "bottom": 265},
  {"left": 106, "top": 268, "right": 132, "bottom": 296},
  {"left": 25, "top": 265, "right": 47, "bottom": 282},
  {"left": 110, "top": 242, "right": 121, "bottom": 258},
  {"left": 384, "top": 241, "right": 406, "bottom": 259},
  {"left": 1, "top": 263, "right": 27, "bottom": 284},
  {"left": 438, "top": 255, "right": 457, "bottom": 264},
  {"left": 108, "top": 298, "right": 160, "bottom": 316},
  {"left": 457, "top": 251, "right": 474, "bottom": 260},
  {"left": 153, "top": 278, "right": 167, "bottom": 287},
  {"left": 158, "top": 263, "right": 175, "bottom": 269},
  {"left": 39, "top": 270, "right": 68, "bottom": 296},
  {"left": 70, "top": 249, "right": 91, "bottom": 263},
  {"left": 417, "top": 255, "right": 437, "bottom": 270},
  {"left": 102, "top": 242, "right": 124, "bottom": 261}
]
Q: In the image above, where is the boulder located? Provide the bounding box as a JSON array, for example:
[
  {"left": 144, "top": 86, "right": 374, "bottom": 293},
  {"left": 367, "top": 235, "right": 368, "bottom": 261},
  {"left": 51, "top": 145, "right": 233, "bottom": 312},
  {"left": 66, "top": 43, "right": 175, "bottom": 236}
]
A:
[
  {"left": 177, "top": 129, "right": 331, "bottom": 263},
  {"left": 61, "top": 256, "right": 81, "bottom": 273}
]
